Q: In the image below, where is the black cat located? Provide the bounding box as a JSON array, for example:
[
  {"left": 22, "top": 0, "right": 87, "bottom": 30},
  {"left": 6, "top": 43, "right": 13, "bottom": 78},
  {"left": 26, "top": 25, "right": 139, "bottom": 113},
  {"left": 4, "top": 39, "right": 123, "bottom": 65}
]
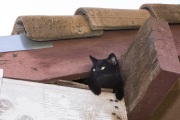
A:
[{"left": 86, "top": 53, "right": 124, "bottom": 100}]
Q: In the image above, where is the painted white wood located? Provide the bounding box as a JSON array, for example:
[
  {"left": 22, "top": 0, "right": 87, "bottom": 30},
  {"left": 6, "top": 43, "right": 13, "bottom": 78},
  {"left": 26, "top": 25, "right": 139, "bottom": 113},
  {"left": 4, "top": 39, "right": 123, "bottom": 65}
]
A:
[
  {"left": 0, "top": 78, "right": 127, "bottom": 120},
  {"left": 0, "top": 69, "right": 3, "bottom": 77},
  {"left": 0, "top": 69, "right": 3, "bottom": 95}
]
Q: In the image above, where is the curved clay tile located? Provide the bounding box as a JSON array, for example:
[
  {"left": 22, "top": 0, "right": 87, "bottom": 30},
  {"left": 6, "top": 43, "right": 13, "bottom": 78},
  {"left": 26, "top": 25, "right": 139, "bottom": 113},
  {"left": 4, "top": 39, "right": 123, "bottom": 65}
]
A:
[
  {"left": 11, "top": 15, "right": 103, "bottom": 41},
  {"left": 75, "top": 7, "right": 150, "bottom": 30}
]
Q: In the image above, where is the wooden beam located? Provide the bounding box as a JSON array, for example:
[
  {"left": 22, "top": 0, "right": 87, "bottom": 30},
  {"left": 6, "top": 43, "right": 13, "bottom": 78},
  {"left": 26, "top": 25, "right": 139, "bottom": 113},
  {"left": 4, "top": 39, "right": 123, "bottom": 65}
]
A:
[
  {"left": 150, "top": 79, "right": 180, "bottom": 120},
  {"left": 0, "top": 78, "right": 127, "bottom": 120},
  {"left": 0, "top": 30, "right": 137, "bottom": 82},
  {"left": 120, "top": 17, "right": 180, "bottom": 120}
]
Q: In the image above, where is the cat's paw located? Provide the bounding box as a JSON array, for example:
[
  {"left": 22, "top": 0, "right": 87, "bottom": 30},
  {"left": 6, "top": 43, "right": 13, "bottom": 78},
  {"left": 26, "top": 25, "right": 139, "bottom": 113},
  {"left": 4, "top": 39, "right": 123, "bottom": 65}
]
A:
[
  {"left": 88, "top": 81, "right": 101, "bottom": 95},
  {"left": 91, "top": 86, "right": 101, "bottom": 95},
  {"left": 115, "top": 89, "right": 124, "bottom": 100}
]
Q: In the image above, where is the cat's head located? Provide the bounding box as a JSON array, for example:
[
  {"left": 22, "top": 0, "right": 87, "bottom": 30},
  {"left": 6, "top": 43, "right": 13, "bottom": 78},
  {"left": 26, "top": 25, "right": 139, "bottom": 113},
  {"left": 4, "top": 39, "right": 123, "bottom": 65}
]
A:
[{"left": 89, "top": 53, "right": 119, "bottom": 79}]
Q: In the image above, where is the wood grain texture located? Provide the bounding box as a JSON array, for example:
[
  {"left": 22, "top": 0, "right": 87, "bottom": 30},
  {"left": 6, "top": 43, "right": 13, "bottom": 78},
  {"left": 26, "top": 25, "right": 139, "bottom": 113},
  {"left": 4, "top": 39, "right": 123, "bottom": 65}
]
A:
[
  {"left": 0, "top": 69, "right": 3, "bottom": 94},
  {"left": 0, "top": 78, "right": 127, "bottom": 120},
  {"left": 0, "top": 30, "right": 136, "bottom": 82},
  {"left": 120, "top": 17, "right": 180, "bottom": 120},
  {"left": 150, "top": 79, "right": 180, "bottom": 120},
  {"left": 121, "top": 17, "right": 160, "bottom": 114},
  {"left": 50, "top": 80, "right": 113, "bottom": 93}
]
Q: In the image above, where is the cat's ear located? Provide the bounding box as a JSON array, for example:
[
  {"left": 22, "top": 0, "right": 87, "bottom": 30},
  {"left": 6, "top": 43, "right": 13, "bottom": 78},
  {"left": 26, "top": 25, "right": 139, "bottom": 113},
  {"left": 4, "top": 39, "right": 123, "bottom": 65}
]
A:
[
  {"left": 89, "top": 55, "right": 98, "bottom": 64},
  {"left": 107, "top": 53, "right": 117, "bottom": 65}
]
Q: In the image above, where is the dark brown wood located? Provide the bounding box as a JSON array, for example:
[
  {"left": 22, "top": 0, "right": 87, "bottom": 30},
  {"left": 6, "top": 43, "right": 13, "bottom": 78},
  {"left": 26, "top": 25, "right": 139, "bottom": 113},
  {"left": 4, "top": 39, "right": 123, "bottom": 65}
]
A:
[
  {"left": 1, "top": 19, "right": 180, "bottom": 84},
  {"left": 150, "top": 80, "right": 180, "bottom": 120},
  {"left": 120, "top": 17, "right": 180, "bottom": 120},
  {"left": 170, "top": 24, "right": 180, "bottom": 56},
  {"left": 0, "top": 30, "right": 137, "bottom": 82}
]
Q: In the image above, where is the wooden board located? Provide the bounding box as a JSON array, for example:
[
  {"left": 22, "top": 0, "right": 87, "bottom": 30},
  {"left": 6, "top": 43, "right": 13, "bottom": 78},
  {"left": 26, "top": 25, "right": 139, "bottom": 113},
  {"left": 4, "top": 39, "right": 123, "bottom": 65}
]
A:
[
  {"left": 150, "top": 79, "right": 180, "bottom": 120},
  {"left": 0, "top": 78, "right": 127, "bottom": 120},
  {"left": 0, "top": 30, "right": 136, "bottom": 82},
  {"left": 120, "top": 17, "right": 180, "bottom": 120}
]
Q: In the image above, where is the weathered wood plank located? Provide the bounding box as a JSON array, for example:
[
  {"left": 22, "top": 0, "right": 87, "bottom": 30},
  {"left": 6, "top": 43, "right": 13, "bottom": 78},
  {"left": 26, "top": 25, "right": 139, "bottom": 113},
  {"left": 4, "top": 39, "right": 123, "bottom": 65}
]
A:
[
  {"left": 120, "top": 17, "right": 180, "bottom": 120},
  {"left": 0, "top": 30, "right": 136, "bottom": 82},
  {"left": 0, "top": 78, "right": 127, "bottom": 120},
  {"left": 0, "top": 69, "right": 3, "bottom": 94},
  {"left": 150, "top": 79, "right": 180, "bottom": 120},
  {"left": 2, "top": 24, "right": 180, "bottom": 83}
]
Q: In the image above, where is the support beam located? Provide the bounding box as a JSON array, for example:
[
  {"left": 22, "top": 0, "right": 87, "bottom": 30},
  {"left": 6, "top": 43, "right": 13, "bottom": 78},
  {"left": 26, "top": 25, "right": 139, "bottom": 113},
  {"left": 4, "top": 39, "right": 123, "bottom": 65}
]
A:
[{"left": 120, "top": 17, "right": 180, "bottom": 120}]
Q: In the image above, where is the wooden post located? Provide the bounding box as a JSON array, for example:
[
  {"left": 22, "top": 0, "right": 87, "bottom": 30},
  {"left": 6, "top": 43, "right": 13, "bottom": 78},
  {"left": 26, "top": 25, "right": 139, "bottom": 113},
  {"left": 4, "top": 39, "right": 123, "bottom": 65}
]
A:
[{"left": 120, "top": 17, "right": 180, "bottom": 120}]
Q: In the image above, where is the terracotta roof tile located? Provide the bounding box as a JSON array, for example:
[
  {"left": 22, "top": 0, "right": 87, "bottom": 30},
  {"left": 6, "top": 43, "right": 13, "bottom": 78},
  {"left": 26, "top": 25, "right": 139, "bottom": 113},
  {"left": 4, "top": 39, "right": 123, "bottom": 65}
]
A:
[
  {"left": 11, "top": 4, "right": 180, "bottom": 41},
  {"left": 11, "top": 15, "right": 103, "bottom": 41},
  {"left": 140, "top": 4, "right": 180, "bottom": 23},
  {"left": 75, "top": 7, "right": 150, "bottom": 30}
]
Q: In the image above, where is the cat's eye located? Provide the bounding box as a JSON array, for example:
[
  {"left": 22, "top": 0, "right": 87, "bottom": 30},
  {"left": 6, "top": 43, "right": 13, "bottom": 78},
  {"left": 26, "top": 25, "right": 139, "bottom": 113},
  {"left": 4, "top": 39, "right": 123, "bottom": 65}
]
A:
[
  {"left": 93, "top": 68, "right": 96, "bottom": 72},
  {"left": 101, "top": 66, "right": 105, "bottom": 70}
]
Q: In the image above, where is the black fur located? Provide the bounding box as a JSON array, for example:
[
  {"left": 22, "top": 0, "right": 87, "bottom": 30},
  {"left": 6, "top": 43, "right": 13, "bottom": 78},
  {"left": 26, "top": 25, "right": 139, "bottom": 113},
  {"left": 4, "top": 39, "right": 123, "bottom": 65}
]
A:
[{"left": 86, "top": 53, "right": 124, "bottom": 100}]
